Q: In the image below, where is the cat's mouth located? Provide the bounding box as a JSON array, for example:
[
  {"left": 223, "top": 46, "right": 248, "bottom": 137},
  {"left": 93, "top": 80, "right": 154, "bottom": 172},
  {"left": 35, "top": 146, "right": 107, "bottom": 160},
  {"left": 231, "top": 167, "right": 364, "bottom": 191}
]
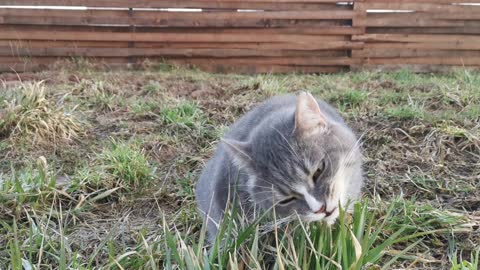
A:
[
  {"left": 314, "top": 205, "right": 336, "bottom": 217},
  {"left": 303, "top": 206, "right": 337, "bottom": 222}
]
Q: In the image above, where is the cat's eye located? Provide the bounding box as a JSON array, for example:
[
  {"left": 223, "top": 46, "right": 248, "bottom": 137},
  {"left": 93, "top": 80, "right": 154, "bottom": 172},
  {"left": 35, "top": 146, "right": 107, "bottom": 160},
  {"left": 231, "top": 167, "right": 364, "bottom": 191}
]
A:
[
  {"left": 278, "top": 197, "right": 296, "bottom": 205},
  {"left": 312, "top": 161, "right": 325, "bottom": 182}
]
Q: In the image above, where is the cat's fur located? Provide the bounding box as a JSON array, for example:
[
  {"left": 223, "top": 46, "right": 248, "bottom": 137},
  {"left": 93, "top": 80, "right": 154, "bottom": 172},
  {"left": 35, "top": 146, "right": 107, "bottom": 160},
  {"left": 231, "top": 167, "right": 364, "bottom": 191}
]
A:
[{"left": 195, "top": 92, "right": 363, "bottom": 242}]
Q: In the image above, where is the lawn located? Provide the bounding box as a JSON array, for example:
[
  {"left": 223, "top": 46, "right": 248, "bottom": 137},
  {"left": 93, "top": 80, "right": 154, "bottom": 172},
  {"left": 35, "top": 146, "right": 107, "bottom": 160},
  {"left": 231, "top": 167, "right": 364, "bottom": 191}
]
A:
[{"left": 0, "top": 62, "right": 479, "bottom": 269}]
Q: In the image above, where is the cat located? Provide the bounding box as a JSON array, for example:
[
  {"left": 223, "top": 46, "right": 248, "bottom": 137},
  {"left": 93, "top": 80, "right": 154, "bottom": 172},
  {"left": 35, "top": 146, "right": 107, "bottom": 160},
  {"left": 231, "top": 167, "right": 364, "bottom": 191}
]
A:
[{"left": 195, "top": 92, "right": 364, "bottom": 242}]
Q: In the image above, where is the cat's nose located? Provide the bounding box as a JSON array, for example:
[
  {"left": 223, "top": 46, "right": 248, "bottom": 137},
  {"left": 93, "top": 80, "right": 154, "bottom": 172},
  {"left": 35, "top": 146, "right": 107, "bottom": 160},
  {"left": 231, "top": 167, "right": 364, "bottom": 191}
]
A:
[{"left": 314, "top": 205, "right": 326, "bottom": 214}]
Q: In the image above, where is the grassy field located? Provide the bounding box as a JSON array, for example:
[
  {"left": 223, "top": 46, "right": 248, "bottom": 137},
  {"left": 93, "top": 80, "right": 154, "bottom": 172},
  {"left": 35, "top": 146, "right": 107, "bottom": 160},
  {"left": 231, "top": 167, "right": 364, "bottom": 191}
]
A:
[{"left": 0, "top": 62, "right": 479, "bottom": 269}]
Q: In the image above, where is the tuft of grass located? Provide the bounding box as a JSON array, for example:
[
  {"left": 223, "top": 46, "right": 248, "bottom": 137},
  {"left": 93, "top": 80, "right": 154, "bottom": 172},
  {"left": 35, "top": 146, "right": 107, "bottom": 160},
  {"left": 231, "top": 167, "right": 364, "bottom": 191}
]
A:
[
  {"left": 95, "top": 139, "right": 156, "bottom": 190},
  {"left": 450, "top": 249, "right": 480, "bottom": 270},
  {"left": 150, "top": 198, "right": 451, "bottom": 270},
  {"left": 161, "top": 101, "right": 204, "bottom": 129},
  {"left": 142, "top": 80, "right": 165, "bottom": 94},
  {"left": 330, "top": 89, "right": 368, "bottom": 109},
  {"left": 72, "top": 79, "right": 120, "bottom": 112},
  {"left": 377, "top": 198, "right": 464, "bottom": 239},
  {"left": 0, "top": 157, "right": 55, "bottom": 211},
  {"left": 384, "top": 105, "right": 424, "bottom": 120},
  {"left": 130, "top": 99, "right": 160, "bottom": 117},
  {"left": 0, "top": 81, "right": 82, "bottom": 143},
  {"left": 392, "top": 69, "right": 416, "bottom": 85},
  {"left": 379, "top": 91, "right": 408, "bottom": 105}
]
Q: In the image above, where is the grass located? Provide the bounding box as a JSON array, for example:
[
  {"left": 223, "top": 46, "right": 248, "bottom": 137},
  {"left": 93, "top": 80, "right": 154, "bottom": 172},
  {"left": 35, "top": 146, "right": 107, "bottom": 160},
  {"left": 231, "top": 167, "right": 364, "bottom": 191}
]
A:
[
  {"left": 0, "top": 63, "right": 479, "bottom": 269},
  {"left": 95, "top": 139, "right": 156, "bottom": 190},
  {"left": 0, "top": 81, "right": 83, "bottom": 143}
]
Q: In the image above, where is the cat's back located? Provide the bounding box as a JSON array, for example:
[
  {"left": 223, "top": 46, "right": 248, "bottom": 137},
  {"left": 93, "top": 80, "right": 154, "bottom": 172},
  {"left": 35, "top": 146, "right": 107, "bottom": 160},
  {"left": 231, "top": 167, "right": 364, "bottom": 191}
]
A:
[{"left": 225, "top": 95, "right": 297, "bottom": 141}]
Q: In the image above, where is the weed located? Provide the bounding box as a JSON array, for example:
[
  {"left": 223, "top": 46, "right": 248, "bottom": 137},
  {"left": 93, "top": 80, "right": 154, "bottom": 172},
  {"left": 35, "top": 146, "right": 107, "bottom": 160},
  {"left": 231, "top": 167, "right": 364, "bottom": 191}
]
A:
[
  {"left": 0, "top": 157, "right": 55, "bottom": 210},
  {"left": 393, "top": 69, "right": 415, "bottom": 85},
  {"left": 331, "top": 89, "right": 368, "bottom": 109},
  {"left": 161, "top": 101, "right": 204, "bottom": 129},
  {"left": 384, "top": 105, "right": 424, "bottom": 120},
  {"left": 0, "top": 82, "right": 82, "bottom": 143},
  {"left": 450, "top": 249, "right": 480, "bottom": 270},
  {"left": 96, "top": 139, "right": 156, "bottom": 190},
  {"left": 142, "top": 80, "right": 165, "bottom": 93},
  {"left": 259, "top": 76, "right": 288, "bottom": 96},
  {"left": 130, "top": 99, "right": 159, "bottom": 117}
]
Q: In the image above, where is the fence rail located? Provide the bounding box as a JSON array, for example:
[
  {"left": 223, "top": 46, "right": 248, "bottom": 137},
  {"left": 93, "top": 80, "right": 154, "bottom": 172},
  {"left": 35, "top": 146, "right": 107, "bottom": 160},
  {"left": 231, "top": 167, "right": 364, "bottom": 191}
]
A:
[{"left": 1, "top": 0, "right": 479, "bottom": 73}]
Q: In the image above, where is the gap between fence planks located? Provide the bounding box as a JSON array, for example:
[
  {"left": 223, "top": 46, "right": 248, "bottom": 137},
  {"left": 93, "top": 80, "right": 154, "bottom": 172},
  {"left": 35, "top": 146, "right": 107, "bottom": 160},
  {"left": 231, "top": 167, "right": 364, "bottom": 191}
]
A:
[{"left": 0, "top": 40, "right": 362, "bottom": 51}]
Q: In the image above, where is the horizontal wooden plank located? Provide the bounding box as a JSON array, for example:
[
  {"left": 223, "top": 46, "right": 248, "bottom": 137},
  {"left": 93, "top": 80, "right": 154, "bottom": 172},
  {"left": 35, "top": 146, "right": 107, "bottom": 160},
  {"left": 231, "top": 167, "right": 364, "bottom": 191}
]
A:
[
  {"left": 0, "top": 40, "right": 130, "bottom": 48},
  {"left": 4, "top": 0, "right": 350, "bottom": 8},
  {"left": 356, "top": 49, "right": 480, "bottom": 58},
  {"left": 433, "top": 12, "right": 480, "bottom": 20},
  {"left": 168, "top": 56, "right": 359, "bottom": 66},
  {"left": 0, "top": 40, "right": 362, "bottom": 50},
  {"left": 367, "top": 26, "right": 480, "bottom": 34},
  {"left": 364, "top": 2, "right": 480, "bottom": 12},
  {"left": 0, "top": 3, "right": 350, "bottom": 11},
  {"left": 0, "top": 46, "right": 352, "bottom": 57},
  {"left": 0, "top": 25, "right": 361, "bottom": 36},
  {"left": 364, "top": 42, "right": 480, "bottom": 50},
  {"left": 364, "top": 56, "right": 480, "bottom": 66},
  {"left": 353, "top": 34, "right": 480, "bottom": 43},
  {"left": 0, "top": 17, "right": 352, "bottom": 28},
  {"left": 0, "top": 29, "right": 349, "bottom": 42},
  {"left": 363, "top": 0, "right": 480, "bottom": 3},
  {"left": 0, "top": 9, "right": 359, "bottom": 30},
  {"left": 0, "top": 40, "right": 361, "bottom": 50},
  {"left": 0, "top": 9, "right": 357, "bottom": 23},
  {"left": 0, "top": 55, "right": 348, "bottom": 74},
  {"left": 0, "top": 55, "right": 357, "bottom": 66},
  {"left": 0, "top": 24, "right": 354, "bottom": 34},
  {"left": 365, "top": 13, "right": 464, "bottom": 27}
]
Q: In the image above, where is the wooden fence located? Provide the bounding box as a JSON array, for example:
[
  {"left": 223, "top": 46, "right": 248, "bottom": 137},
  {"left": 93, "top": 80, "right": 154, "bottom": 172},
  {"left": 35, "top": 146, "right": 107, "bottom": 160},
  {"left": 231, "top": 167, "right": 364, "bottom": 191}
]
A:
[{"left": 0, "top": 0, "right": 479, "bottom": 73}]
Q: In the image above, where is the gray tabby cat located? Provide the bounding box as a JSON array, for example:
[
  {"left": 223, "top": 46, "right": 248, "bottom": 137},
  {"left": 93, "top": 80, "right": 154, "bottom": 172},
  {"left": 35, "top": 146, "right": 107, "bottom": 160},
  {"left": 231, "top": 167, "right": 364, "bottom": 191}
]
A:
[{"left": 195, "top": 92, "right": 363, "bottom": 242}]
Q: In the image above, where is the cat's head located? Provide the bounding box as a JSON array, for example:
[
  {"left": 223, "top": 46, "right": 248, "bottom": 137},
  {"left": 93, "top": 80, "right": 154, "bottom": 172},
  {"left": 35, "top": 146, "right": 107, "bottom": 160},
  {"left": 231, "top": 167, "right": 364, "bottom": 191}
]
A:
[{"left": 223, "top": 92, "right": 363, "bottom": 223}]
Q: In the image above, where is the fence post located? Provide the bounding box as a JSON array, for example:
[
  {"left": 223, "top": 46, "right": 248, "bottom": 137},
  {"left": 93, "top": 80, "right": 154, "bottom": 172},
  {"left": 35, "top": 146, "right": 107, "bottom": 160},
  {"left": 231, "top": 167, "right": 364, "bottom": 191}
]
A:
[{"left": 351, "top": 0, "right": 366, "bottom": 71}]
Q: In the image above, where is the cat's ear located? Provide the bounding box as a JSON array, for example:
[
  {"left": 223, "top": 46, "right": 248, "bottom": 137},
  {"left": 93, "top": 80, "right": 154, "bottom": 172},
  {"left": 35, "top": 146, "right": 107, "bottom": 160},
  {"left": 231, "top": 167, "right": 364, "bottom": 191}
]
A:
[
  {"left": 222, "top": 138, "right": 253, "bottom": 168},
  {"left": 295, "top": 92, "right": 328, "bottom": 136}
]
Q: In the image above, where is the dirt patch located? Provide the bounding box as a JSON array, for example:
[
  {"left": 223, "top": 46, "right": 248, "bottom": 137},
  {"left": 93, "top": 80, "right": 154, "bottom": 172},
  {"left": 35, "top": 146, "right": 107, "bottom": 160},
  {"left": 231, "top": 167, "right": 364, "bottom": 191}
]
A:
[{"left": 143, "top": 142, "right": 178, "bottom": 164}]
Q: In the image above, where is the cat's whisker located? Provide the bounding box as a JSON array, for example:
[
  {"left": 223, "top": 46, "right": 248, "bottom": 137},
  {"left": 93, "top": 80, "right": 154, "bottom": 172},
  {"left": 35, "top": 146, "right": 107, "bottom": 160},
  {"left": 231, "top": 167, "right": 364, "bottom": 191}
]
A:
[
  {"left": 324, "top": 150, "right": 334, "bottom": 173},
  {"left": 251, "top": 177, "right": 298, "bottom": 194},
  {"left": 233, "top": 184, "right": 275, "bottom": 189},
  {"left": 343, "top": 133, "right": 365, "bottom": 166},
  {"left": 272, "top": 126, "right": 302, "bottom": 162}
]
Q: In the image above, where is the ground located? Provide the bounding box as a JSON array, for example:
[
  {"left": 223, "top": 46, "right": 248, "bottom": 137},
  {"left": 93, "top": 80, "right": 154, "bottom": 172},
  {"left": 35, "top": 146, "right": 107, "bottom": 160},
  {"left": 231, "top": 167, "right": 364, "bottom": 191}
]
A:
[{"left": 0, "top": 62, "right": 479, "bottom": 269}]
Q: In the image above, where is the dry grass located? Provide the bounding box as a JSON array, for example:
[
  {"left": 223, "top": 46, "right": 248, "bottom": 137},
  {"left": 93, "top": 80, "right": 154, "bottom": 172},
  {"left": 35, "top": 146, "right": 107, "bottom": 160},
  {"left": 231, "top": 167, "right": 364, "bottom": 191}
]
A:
[
  {"left": 0, "top": 81, "right": 83, "bottom": 144},
  {"left": 0, "top": 63, "right": 479, "bottom": 269}
]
